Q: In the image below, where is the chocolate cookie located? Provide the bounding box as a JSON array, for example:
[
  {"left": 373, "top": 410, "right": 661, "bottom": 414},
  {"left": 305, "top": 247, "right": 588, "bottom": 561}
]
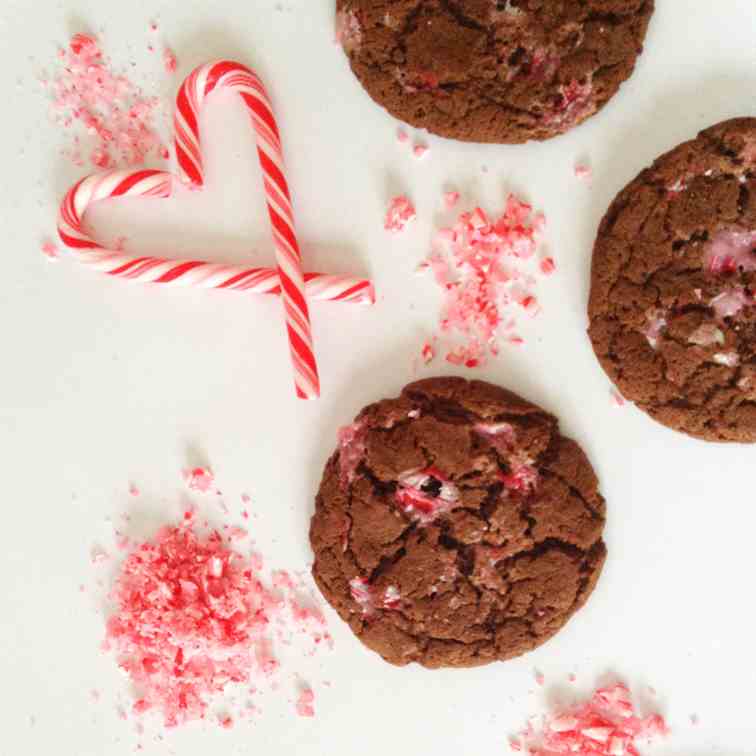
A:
[
  {"left": 335, "top": 0, "right": 654, "bottom": 144},
  {"left": 589, "top": 118, "right": 756, "bottom": 442},
  {"left": 310, "top": 377, "right": 607, "bottom": 668}
]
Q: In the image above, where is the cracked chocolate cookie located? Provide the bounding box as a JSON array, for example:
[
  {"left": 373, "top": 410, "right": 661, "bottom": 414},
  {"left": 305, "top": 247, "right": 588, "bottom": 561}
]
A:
[
  {"left": 589, "top": 118, "right": 756, "bottom": 442},
  {"left": 310, "top": 377, "right": 607, "bottom": 668},
  {"left": 335, "top": 0, "right": 654, "bottom": 144}
]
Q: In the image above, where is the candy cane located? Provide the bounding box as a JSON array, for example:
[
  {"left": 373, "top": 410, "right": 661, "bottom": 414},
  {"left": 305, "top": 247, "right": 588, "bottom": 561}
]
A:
[
  {"left": 58, "top": 169, "right": 374, "bottom": 304},
  {"left": 57, "top": 60, "right": 374, "bottom": 399}
]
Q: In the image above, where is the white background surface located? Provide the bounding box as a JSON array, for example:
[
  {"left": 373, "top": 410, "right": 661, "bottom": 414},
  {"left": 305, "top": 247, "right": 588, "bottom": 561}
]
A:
[{"left": 1, "top": 1, "right": 755, "bottom": 754}]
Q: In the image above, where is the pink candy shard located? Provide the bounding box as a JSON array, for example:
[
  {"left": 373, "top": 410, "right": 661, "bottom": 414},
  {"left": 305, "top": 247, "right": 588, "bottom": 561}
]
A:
[
  {"left": 337, "top": 421, "right": 367, "bottom": 489},
  {"left": 421, "top": 195, "right": 546, "bottom": 367},
  {"left": 710, "top": 287, "right": 751, "bottom": 319},
  {"left": 40, "top": 239, "right": 59, "bottom": 260},
  {"left": 335, "top": 9, "right": 362, "bottom": 52},
  {"left": 384, "top": 195, "right": 417, "bottom": 233},
  {"left": 540, "top": 257, "right": 556, "bottom": 275},
  {"left": 574, "top": 164, "right": 593, "bottom": 183},
  {"left": 421, "top": 340, "right": 436, "bottom": 365},
  {"left": 443, "top": 191, "right": 460, "bottom": 209},
  {"left": 397, "top": 127, "right": 409, "bottom": 143},
  {"left": 514, "top": 682, "right": 668, "bottom": 756},
  {"left": 46, "top": 34, "right": 163, "bottom": 169},
  {"left": 105, "top": 522, "right": 281, "bottom": 728},
  {"left": 703, "top": 229, "right": 756, "bottom": 275},
  {"left": 183, "top": 467, "right": 215, "bottom": 493},
  {"left": 296, "top": 688, "right": 315, "bottom": 718},
  {"left": 413, "top": 144, "right": 429, "bottom": 159},
  {"left": 610, "top": 389, "right": 626, "bottom": 408},
  {"left": 395, "top": 467, "right": 459, "bottom": 524},
  {"left": 163, "top": 48, "right": 177, "bottom": 74}
]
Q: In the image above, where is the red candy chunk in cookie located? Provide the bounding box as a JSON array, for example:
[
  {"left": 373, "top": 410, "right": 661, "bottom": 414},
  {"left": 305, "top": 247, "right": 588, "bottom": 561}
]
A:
[
  {"left": 589, "top": 117, "right": 756, "bottom": 442},
  {"left": 310, "top": 377, "right": 607, "bottom": 668}
]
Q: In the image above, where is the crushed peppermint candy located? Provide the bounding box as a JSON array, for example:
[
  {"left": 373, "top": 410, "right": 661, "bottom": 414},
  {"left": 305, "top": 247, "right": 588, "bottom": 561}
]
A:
[
  {"left": 104, "top": 520, "right": 281, "bottom": 727},
  {"left": 385, "top": 195, "right": 417, "bottom": 233},
  {"left": 337, "top": 421, "right": 367, "bottom": 488},
  {"left": 42, "top": 33, "right": 166, "bottom": 169},
  {"left": 101, "top": 504, "right": 331, "bottom": 730},
  {"left": 413, "top": 144, "right": 429, "bottom": 159},
  {"left": 703, "top": 229, "right": 756, "bottom": 275},
  {"left": 335, "top": 9, "right": 362, "bottom": 52},
  {"left": 511, "top": 682, "right": 668, "bottom": 756},
  {"left": 574, "top": 164, "right": 593, "bottom": 183},
  {"left": 395, "top": 467, "right": 459, "bottom": 523},
  {"left": 397, "top": 127, "right": 409, "bottom": 143},
  {"left": 419, "top": 195, "right": 548, "bottom": 366}
]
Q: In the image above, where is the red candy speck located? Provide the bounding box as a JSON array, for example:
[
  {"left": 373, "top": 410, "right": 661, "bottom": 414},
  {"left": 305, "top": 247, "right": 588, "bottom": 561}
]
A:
[
  {"left": 512, "top": 682, "right": 668, "bottom": 756},
  {"left": 421, "top": 195, "right": 547, "bottom": 367}
]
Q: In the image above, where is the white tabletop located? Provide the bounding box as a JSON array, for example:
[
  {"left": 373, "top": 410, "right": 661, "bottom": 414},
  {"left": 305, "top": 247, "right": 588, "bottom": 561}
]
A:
[{"left": 2, "top": 1, "right": 756, "bottom": 754}]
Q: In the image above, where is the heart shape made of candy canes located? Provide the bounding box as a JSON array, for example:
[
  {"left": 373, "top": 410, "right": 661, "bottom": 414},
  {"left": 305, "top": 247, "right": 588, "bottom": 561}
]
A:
[{"left": 57, "top": 59, "right": 375, "bottom": 400}]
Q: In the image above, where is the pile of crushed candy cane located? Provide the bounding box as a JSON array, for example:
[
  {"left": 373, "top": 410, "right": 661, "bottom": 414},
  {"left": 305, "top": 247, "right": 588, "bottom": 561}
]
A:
[
  {"left": 410, "top": 193, "right": 554, "bottom": 367},
  {"left": 511, "top": 682, "right": 668, "bottom": 756},
  {"left": 41, "top": 33, "right": 169, "bottom": 169},
  {"left": 98, "top": 469, "right": 329, "bottom": 729}
]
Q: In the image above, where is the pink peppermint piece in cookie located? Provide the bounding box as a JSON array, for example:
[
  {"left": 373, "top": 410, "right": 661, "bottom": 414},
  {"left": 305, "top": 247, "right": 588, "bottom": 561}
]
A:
[
  {"left": 713, "top": 351, "right": 740, "bottom": 367},
  {"left": 337, "top": 421, "right": 367, "bottom": 488},
  {"left": 499, "top": 463, "right": 538, "bottom": 493},
  {"left": 688, "top": 323, "right": 725, "bottom": 346},
  {"left": 475, "top": 423, "right": 516, "bottom": 455},
  {"left": 396, "top": 467, "right": 459, "bottom": 523},
  {"left": 384, "top": 195, "right": 417, "bottom": 232},
  {"left": 643, "top": 309, "right": 667, "bottom": 349},
  {"left": 704, "top": 229, "right": 756, "bottom": 274},
  {"left": 335, "top": 9, "right": 362, "bottom": 52},
  {"left": 710, "top": 287, "right": 751, "bottom": 319}
]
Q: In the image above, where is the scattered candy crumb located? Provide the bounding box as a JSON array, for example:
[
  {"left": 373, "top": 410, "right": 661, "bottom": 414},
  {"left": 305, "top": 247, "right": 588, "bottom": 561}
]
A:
[
  {"left": 183, "top": 467, "right": 215, "bottom": 493},
  {"left": 540, "top": 257, "right": 556, "bottom": 276},
  {"left": 296, "top": 688, "right": 315, "bottom": 718},
  {"left": 163, "top": 48, "right": 177, "bottom": 74},
  {"left": 534, "top": 670, "right": 545, "bottom": 686},
  {"left": 397, "top": 127, "right": 409, "bottom": 143},
  {"left": 421, "top": 340, "right": 436, "bottom": 365},
  {"left": 43, "top": 33, "right": 165, "bottom": 169},
  {"left": 575, "top": 164, "right": 593, "bottom": 183},
  {"left": 40, "top": 239, "right": 59, "bottom": 261},
  {"left": 128, "top": 482, "right": 140, "bottom": 497},
  {"left": 419, "top": 196, "right": 547, "bottom": 367},
  {"left": 443, "top": 191, "right": 460, "bottom": 210},
  {"left": 512, "top": 682, "right": 668, "bottom": 756},
  {"left": 413, "top": 144, "right": 429, "bottom": 159},
  {"left": 384, "top": 195, "right": 417, "bottom": 233},
  {"left": 611, "top": 389, "right": 626, "bottom": 408}
]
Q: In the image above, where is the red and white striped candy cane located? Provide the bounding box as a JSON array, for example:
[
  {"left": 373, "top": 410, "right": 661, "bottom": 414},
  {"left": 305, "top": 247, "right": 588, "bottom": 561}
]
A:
[
  {"left": 57, "top": 169, "right": 374, "bottom": 304},
  {"left": 58, "top": 60, "right": 375, "bottom": 399}
]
